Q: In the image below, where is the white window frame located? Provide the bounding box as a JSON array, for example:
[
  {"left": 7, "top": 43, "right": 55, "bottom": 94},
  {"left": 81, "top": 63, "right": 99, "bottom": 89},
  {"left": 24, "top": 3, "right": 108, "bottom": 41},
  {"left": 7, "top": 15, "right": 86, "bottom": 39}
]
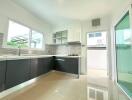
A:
[
  {"left": 87, "top": 31, "right": 107, "bottom": 47},
  {"left": 113, "top": 4, "right": 132, "bottom": 100},
  {"left": 3, "top": 19, "right": 45, "bottom": 50},
  {"left": 30, "top": 30, "right": 45, "bottom": 50}
]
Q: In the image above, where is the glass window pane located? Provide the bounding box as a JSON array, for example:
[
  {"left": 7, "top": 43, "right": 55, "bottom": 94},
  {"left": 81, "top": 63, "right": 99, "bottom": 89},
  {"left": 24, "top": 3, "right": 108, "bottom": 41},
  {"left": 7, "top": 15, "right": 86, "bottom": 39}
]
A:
[
  {"left": 62, "top": 37, "right": 67, "bottom": 44},
  {"left": 115, "top": 12, "right": 132, "bottom": 97},
  {"left": 53, "top": 34, "right": 56, "bottom": 38},
  {"left": 7, "top": 21, "right": 30, "bottom": 48},
  {"left": 31, "top": 30, "right": 43, "bottom": 49},
  {"left": 87, "top": 32, "right": 106, "bottom": 47},
  {"left": 56, "top": 32, "right": 61, "bottom": 38},
  {"left": 62, "top": 31, "right": 67, "bottom": 37},
  {"left": 56, "top": 38, "right": 61, "bottom": 44},
  {"left": 89, "top": 33, "right": 94, "bottom": 38},
  {"left": 95, "top": 32, "right": 102, "bottom": 37},
  {"left": 53, "top": 39, "right": 56, "bottom": 43}
]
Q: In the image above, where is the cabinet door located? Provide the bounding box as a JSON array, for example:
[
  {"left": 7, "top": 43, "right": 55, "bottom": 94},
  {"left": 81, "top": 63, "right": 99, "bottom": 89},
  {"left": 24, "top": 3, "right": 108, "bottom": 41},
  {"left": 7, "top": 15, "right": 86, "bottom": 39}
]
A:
[
  {"left": 68, "top": 25, "right": 81, "bottom": 42},
  {"left": 55, "top": 57, "right": 79, "bottom": 74},
  {"left": 43, "top": 57, "right": 53, "bottom": 74},
  {"left": 55, "top": 57, "right": 66, "bottom": 72},
  {"left": 30, "top": 58, "right": 38, "bottom": 79},
  {"left": 37, "top": 58, "right": 45, "bottom": 76},
  {"left": 0, "top": 61, "right": 6, "bottom": 92},
  {"left": 65, "top": 58, "right": 79, "bottom": 74},
  {"left": 37, "top": 57, "right": 53, "bottom": 76},
  {"left": 5, "top": 59, "right": 30, "bottom": 89}
]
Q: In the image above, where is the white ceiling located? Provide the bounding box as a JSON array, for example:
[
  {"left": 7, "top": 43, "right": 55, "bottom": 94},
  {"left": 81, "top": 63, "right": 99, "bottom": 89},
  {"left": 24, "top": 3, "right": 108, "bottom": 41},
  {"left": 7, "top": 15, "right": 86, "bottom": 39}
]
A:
[{"left": 12, "top": 0, "right": 126, "bottom": 25}]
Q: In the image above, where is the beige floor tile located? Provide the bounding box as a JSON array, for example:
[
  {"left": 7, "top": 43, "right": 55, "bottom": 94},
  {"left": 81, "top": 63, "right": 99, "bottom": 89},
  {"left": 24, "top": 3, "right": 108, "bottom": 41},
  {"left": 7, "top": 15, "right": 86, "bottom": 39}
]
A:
[
  {"left": 1, "top": 72, "right": 87, "bottom": 100},
  {"left": 0, "top": 71, "right": 131, "bottom": 100}
]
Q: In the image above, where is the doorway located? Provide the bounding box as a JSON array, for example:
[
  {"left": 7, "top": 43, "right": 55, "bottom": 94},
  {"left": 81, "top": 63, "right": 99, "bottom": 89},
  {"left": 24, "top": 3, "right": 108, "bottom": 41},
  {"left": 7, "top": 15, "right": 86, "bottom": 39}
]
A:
[{"left": 87, "top": 31, "right": 108, "bottom": 78}]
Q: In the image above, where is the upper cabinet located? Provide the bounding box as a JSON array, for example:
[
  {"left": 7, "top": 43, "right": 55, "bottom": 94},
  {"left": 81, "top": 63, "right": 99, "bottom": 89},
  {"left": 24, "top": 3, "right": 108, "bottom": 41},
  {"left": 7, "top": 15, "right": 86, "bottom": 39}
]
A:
[
  {"left": 67, "top": 25, "right": 81, "bottom": 43},
  {"left": 53, "top": 30, "right": 68, "bottom": 44},
  {"left": 52, "top": 24, "right": 81, "bottom": 44}
]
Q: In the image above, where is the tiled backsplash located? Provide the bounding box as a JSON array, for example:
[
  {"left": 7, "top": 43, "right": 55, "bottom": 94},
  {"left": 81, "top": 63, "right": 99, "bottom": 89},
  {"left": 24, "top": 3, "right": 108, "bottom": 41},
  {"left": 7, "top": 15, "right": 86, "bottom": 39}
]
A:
[
  {"left": 0, "top": 48, "right": 47, "bottom": 55},
  {"left": 46, "top": 44, "right": 81, "bottom": 55},
  {"left": 0, "top": 45, "right": 81, "bottom": 56}
]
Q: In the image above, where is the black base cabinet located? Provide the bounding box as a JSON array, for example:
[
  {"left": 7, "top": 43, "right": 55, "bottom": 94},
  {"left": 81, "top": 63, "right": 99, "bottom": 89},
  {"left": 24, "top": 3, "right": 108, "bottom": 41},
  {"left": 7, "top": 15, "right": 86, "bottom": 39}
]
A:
[
  {"left": 42, "top": 57, "right": 53, "bottom": 74},
  {"left": 5, "top": 57, "right": 53, "bottom": 90},
  {"left": 30, "top": 58, "right": 38, "bottom": 79},
  {"left": 37, "top": 57, "right": 53, "bottom": 76},
  {"left": 30, "top": 57, "right": 53, "bottom": 79},
  {"left": 65, "top": 58, "right": 79, "bottom": 74},
  {"left": 0, "top": 61, "right": 6, "bottom": 92},
  {"left": 55, "top": 57, "right": 79, "bottom": 74},
  {"left": 1, "top": 56, "right": 78, "bottom": 92},
  {"left": 37, "top": 58, "right": 45, "bottom": 76},
  {"left": 5, "top": 59, "right": 30, "bottom": 89}
]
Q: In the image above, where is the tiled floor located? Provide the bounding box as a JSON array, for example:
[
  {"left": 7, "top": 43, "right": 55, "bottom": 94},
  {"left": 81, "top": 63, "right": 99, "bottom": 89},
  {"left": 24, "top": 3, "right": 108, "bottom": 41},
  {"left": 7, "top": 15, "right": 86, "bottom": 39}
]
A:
[
  {"left": 87, "top": 69, "right": 130, "bottom": 100},
  {"left": 0, "top": 71, "right": 130, "bottom": 100}
]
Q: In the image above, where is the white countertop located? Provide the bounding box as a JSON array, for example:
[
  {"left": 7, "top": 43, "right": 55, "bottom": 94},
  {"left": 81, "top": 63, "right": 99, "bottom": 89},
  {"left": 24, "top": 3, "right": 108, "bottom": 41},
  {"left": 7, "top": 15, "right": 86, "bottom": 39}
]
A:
[
  {"left": 53, "top": 55, "right": 81, "bottom": 58},
  {"left": 0, "top": 55, "right": 81, "bottom": 60}
]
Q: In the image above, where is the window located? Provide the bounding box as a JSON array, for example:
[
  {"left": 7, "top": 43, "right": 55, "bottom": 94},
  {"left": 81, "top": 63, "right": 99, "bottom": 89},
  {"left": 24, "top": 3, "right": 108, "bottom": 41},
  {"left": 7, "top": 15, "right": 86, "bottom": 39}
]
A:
[
  {"left": 7, "top": 20, "right": 44, "bottom": 49},
  {"left": 7, "top": 21, "right": 30, "bottom": 48},
  {"left": 31, "top": 30, "right": 43, "bottom": 49},
  {"left": 87, "top": 32, "right": 106, "bottom": 47},
  {"left": 88, "top": 32, "right": 102, "bottom": 38},
  {"left": 95, "top": 32, "right": 102, "bottom": 37},
  {"left": 89, "top": 33, "right": 94, "bottom": 38}
]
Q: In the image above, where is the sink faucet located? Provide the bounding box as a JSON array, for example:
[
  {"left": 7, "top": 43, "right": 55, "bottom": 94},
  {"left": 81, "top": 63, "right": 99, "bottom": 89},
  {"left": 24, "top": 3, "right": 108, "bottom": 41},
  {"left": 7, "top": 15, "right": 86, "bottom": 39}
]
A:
[{"left": 18, "top": 46, "right": 21, "bottom": 56}]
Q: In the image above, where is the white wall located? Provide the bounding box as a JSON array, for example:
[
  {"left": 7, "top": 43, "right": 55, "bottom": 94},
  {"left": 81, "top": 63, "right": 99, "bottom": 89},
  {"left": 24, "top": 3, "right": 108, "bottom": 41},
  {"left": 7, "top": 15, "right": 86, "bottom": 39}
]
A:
[
  {"left": 81, "top": 15, "right": 111, "bottom": 75},
  {"left": 81, "top": 15, "right": 111, "bottom": 44},
  {"left": 0, "top": 0, "right": 52, "bottom": 44},
  {"left": 52, "top": 20, "right": 81, "bottom": 32},
  {"left": 111, "top": 0, "right": 132, "bottom": 81}
]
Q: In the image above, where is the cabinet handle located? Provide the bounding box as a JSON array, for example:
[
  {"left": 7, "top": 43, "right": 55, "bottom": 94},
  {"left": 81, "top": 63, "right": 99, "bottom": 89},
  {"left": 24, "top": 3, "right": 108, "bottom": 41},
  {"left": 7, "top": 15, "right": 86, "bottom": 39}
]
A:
[{"left": 56, "top": 59, "right": 65, "bottom": 61}]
